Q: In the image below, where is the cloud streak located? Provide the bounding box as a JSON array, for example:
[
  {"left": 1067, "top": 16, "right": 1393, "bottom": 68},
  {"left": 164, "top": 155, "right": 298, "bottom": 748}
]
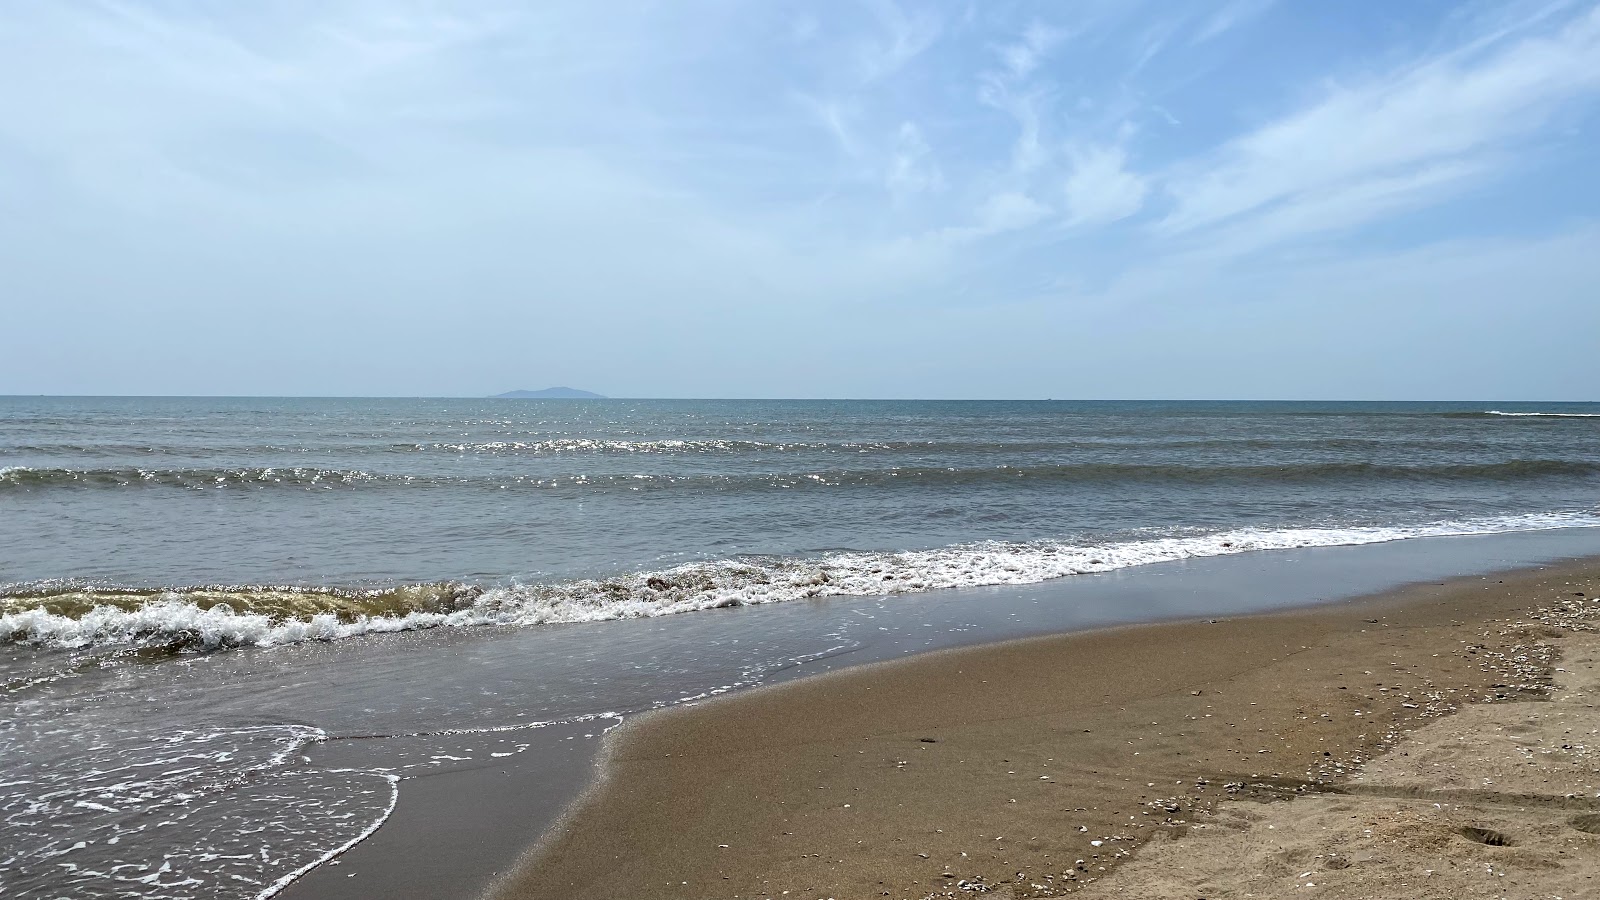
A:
[
  {"left": 1192, "top": 0, "right": 1277, "bottom": 44},
  {"left": 1159, "top": 4, "right": 1600, "bottom": 243}
]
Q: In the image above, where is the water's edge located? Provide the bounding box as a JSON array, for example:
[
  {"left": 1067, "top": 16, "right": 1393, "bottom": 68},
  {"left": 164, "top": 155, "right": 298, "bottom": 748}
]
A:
[{"left": 279, "top": 526, "right": 1600, "bottom": 900}]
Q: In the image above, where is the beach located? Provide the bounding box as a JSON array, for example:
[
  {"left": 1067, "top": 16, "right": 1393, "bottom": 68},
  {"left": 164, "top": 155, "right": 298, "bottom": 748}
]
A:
[
  {"left": 11, "top": 0, "right": 1600, "bottom": 893},
  {"left": 495, "top": 558, "right": 1600, "bottom": 900}
]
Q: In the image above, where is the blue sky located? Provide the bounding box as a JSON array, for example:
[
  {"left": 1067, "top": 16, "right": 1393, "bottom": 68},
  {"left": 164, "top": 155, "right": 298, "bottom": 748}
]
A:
[{"left": 2, "top": 0, "right": 1598, "bottom": 398}]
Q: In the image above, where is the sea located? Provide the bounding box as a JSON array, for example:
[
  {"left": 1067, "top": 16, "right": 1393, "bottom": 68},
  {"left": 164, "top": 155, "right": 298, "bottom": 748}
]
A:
[{"left": 4, "top": 397, "right": 1600, "bottom": 898}]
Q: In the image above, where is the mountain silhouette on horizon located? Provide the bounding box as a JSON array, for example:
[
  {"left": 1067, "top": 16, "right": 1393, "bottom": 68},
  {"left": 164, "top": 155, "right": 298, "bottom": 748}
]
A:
[{"left": 492, "top": 387, "right": 606, "bottom": 399}]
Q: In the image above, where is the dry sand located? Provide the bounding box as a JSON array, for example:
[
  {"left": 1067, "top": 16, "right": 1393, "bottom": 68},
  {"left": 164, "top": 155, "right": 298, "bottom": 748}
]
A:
[
  {"left": 1077, "top": 583, "right": 1600, "bottom": 900},
  {"left": 492, "top": 561, "right": 1600, "bottom": 900}
]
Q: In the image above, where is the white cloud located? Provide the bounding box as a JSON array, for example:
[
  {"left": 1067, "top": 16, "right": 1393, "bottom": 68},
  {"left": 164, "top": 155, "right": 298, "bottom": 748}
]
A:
[
  {"left": 918, "top": 191, "right": 1052, "bottom": 246},
  {"left": 977, "top": 190, "right": 1051, "bottom": 232},
  {"left": 798, "top": 95, "right": 861, "bottom": 157},
  {"left": 1130, "top": 18, "right": 1181, "bottom": 74},
  {"left": 886, "top": 121, "right": 943, "bottom": 196},
  {"left": 996, "top": 20, "right": 1067, "bottom": 80},
  {"left": 1062, "top": 144, "right": 1148, "bottom": 226},
  {"left": 855, "top": 0, "right": 942, "bottom": 83},
  {"left": 1160, "top": 5, "right": 1600, "bottom": 239},
  {"left": 978, "top": 20, "right": 1072, "bottom": 177},
  {"left": 997, "top": 90, "right": 1049, "bottom": 175},
  {"left": 1192, "top": 0, "right": 1277, "bottom": 44},
  {"left": 1180, "top": 160, "right": 1487, "bottom": 259}
]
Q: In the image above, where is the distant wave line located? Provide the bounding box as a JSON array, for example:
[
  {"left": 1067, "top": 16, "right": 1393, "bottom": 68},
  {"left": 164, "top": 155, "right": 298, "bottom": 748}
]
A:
[
  {"left": 3, "top": 435, "right": 1542, "bottom": 459},
  {"left": 3, "top": 458, "right": 1599, "bottom": 494},
  {"left": 1482, "top": 410, "right": 1600, "bottom": 418}
]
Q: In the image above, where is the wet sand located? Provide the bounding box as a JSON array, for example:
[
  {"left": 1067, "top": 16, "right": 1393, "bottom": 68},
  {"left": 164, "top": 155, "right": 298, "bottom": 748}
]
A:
[{"left": 492, "top": 559, "right": 1600, "bottom": 900}]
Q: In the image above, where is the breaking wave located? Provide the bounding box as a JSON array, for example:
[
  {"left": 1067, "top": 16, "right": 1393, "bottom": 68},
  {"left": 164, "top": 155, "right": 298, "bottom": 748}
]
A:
[
  {"left": 5, "top": 511, "right": 1598, "bottom": 652},
  {"left": 1482, "top": 411, "right": 1600, "bottom": 418}
]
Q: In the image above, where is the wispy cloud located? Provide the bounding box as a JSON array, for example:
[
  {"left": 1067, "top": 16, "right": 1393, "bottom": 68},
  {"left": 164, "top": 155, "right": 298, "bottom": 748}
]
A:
[
  {"left": 797, "top": 94, "right": 862, "bottom": 157},
  {"left": 886, "top": 121, "right": 943, "bottom": 196},
  {"left": 1192, "top": 0, "right": 1277, "bottom": 44},
  {"left": 1062, "top": 144, "right": 1148, "bottom": 226},
  {"left": 855, "top": 0, "right": 943, "bottom": 83},
  {"left": 978, "top": 22, "right": 1060, "bottom": 177},
  {"left": 935, "top": 191, "right": 1053, "bottom": 244},
  {"left": 1179, "top": 159, "right": 1489, "bottom": 260},
  {"left": 995, "top": 20, "right": 1068, "bottom": 80},
  {"left": 1160, "top": 4, "right": 1600, "bottom": 241}
]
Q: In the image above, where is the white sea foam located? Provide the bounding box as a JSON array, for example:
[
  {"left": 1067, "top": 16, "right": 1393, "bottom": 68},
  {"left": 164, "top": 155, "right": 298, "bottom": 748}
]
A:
[
  {"left": 1484, "top": 411, "right": 1600, "bottom": 418},
  {"left": 0, "top": 722, "right": 368, "bottom": 895},
  {"left": 253, "top": 771, "right": 400, "bottom": 900},
  {"left": 5, "top": 512, "right": 1599, "bottom": 651},
  {"left": 413, "top": 438, "right": 818, "bottom": 454}
]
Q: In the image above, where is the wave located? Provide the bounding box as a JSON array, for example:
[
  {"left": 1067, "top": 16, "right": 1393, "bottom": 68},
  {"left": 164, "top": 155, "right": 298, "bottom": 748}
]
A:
[
  {"left": 1483, "top": 411, "right": 1600, "bottom": 418},
  {"left": 12, "top": 435, "right": 1564, "bottom": 461},
  {"left": 4, "top": 458, "right": 1597, "bottom": 494},
  {"left": 0, "top": 466, "right": 398, "bottom": 490},
  {"left": 0, "top": 583, "right": 481, "bottom": 623},
  {"left": 5, "top": 511, "right": 1598, "bottom": 651},
  {"left": 391, "top": 436, "right": 1544, "bottom": 456},
  {"left": 400, "top": 438, "right": 834, "bottom": 454},
  {"left": 1433, "top": 410, "right": 1600, "bottom": 419},
  {"left": 0, "top": 443, "right": 328, "bottom": 458}
]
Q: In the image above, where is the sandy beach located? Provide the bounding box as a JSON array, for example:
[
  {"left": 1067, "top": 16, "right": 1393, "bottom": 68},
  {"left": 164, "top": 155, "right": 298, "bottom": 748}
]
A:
[
  {"left": 493, "top": 559, "right": 1600, "bottom": 900},
  {"left": 11, "top": 1, "right": 1600, "bottom": 894}
]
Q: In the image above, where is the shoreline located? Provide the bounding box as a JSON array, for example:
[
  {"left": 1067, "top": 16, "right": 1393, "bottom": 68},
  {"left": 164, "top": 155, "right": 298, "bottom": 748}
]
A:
[{"left": 491, "top": 556, "right": 1600, "bottom": 900}]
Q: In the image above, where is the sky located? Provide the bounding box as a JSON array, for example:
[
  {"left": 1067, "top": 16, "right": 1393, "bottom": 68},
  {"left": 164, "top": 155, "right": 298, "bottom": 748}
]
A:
[{"left": 2, "top": 0, "right": 1598, "bottom": 399}]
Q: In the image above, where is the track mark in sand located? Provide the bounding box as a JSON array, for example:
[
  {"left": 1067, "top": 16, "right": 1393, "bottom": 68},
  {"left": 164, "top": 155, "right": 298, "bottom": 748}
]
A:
[{"left": 1568, "top": 812, "right": 1600, "bottom": 834}]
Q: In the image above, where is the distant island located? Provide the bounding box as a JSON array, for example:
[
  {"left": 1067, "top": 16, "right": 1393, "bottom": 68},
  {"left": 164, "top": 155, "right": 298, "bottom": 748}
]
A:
[{"left": 492, "top": 387, "right": 607, "bottom": 399}]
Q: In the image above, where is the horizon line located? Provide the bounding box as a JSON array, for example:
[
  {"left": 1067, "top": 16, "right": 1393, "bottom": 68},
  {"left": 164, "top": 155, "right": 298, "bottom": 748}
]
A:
[{"left": 1, "top": 395, "right": 1597, "bottom": 403}]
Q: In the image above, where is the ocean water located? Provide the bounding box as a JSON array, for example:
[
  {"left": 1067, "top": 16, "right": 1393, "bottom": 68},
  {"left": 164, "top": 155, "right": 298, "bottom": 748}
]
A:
[
  {"left": 4, "top": 397, "right": 1600, "bottom": 898},
  {"left": 4, "top": 397, "right": 1600, "bottom": 647}
]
